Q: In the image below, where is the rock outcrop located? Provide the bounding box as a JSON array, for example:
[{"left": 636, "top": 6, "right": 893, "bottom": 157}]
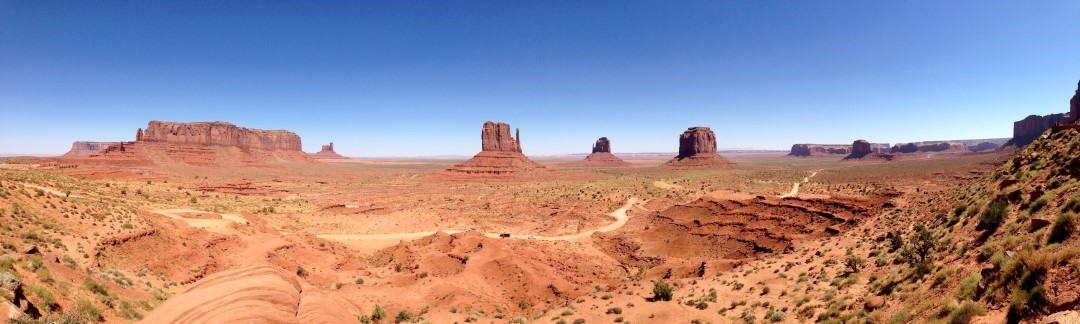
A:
[
  {"left": 62, "top": 141, "right": 120, "bottom": 157},
  {"left": 90, "top": 121, "right": 310, "bottom": 166},
  {"left": 444, "top": 121, "right": 547, "bottom": 176},
  {"left": 663, "top": 127, "right": 734, "bottom": 168},
  {"left": 140, "top": 265, "right": 355, "bottom": 324},
  {"left": 576, "top": 137, "right": 630, "bottom": 167},
  {"left": 310, "top": 142, "right": 347, "bottom": 159}
]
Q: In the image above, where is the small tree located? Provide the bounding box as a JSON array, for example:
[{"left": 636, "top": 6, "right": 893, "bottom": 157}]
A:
[
  {"left": 901, "top": 224, "right": 937, "bottom": 276},
  {"left": 652, "top": 280, "right": 673, "bottom": 301},
  {"left": 844, "top": 254, "right": 866, "bottom": 274}
]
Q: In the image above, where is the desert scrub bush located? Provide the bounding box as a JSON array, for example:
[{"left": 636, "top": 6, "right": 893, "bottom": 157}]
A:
[
  {"left": 1029, "top": 196, "right": 1049, "bottom": 213},
  {"left": 25, "top": 284, "right": 58, "bottom": 311},
  {"left": 980, "top": 200, "right": 1009, "bottom": 232},
  {"left": 296, "top": 265, "right": 308, "bottom": 277},
  {"left": 395, "top": 310, "right": 413, "bottom": 323},
  {"left": 1047, "top": 212, "right": 1075, "bottom": 244},
  {"left": 652, "top": 280, "right": 673, "bottom": 301},
  {"left": 371, "top": 305, "right": 386, "bottom": 322},
  {"left": 955, "top": 273, "right": 982, "bottom": 301},
  {"left": 944, "top": 301, "right": 986, "bottom": 324}
]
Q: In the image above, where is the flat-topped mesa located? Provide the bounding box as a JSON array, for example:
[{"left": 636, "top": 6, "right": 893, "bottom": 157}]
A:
[
  {"left": 663, "top": 127, "right": 734, "bottom": 168},
  {"left": 445, "top": 121, "right": 547, "bottom": 176},
  {"left": 139, "top": 120, "right": 302, "bottom": 151},
  {"left": 91, "top": 120, "right": 310, "bottom": 166},
  {"left": 63, "top": 141, "right": 120, "bottom": 157},
  {"left": 578, "top": 137, "right": 629, "bottom": 167},
  {"left": 311, "top": 142, "right": 347, "bottom": 159},
  {"left": 480, "top": 121, "right": 522, "bottom": 153}
]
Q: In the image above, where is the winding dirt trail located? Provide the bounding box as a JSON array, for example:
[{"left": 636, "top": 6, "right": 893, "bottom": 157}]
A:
[
  {"left": 779, "top": 170, "right": 820, "bottom": 198},
  {"left": 318, "top": 198, "right": 640, "bottom": 249}
]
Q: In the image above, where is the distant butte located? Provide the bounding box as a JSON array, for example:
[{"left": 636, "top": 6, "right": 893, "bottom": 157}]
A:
[
  {"left": 62, "top": 141, "right": 120, "bottom": 157},
  {"left": 311, "top": 142, "right": 347, "bottom": 159},
  {"left": 663, "top": 127, "right": 734, "bottom": 168},
  {"left": 575, "top": 137, "right": 630, "bottom": 167},
  {"left": 443, "top": 121, "right": 548, "bottom": 176}
]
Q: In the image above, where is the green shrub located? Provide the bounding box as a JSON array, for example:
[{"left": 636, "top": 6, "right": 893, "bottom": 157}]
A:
[
  {"left": 980, "top": 201, "right": 1009, "bottom": 231},
  {"left": 945, "top": 301, "right": 986, "bottom": 324},
  {"left": 652, "top": 280, "right": 673, "bottom": 301},
  {"left": 25, "top": 284, "right": 58, "bottom": 310},
  {"left": 395, "top": 310, "right": 413, "bottom": 323},
  {"left": 371, "top": 305, "right": 386, "bottom": 321},
  {"left": 1047, "top": 212, "right": 1075, "bottom": 244},
  {"left": 955, "top": 273, "right": 982, "bottom": 301}
]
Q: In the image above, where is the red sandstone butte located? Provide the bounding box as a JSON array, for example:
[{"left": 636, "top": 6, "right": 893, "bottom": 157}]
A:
[
  {"left": 663, "top": 127, "right": 734, "bottom": 168},
  {"left": 444, "top": 121, "right": 547, "bottom": 175},
  {"left": 577, "top": 137, "right": 630, "bottom": 167},
  {"left": 311, "top": 142, "right": 347, "bottom": 159}
]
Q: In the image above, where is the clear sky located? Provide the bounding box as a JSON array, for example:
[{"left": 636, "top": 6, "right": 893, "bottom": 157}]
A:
[{"left": 2, "top": 1, "right": 1079, "bottom": 156}]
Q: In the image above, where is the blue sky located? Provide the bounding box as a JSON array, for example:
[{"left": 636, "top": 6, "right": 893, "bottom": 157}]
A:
[{"left": 2, "top": 1, "right": 1079, "bottom": 156}]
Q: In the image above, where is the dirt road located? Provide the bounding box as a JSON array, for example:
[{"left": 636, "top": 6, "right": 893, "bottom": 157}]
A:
[
  {"left": 318, "top": 198, "right": 640, "bottom": 251},
  {"left": 779, "top": 170, "right": 820, "bottom": 198}
]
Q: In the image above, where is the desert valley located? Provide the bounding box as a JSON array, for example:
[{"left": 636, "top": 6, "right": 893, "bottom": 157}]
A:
[{"left": 0, "top": 81, "right": 1077, "bottom": 324}]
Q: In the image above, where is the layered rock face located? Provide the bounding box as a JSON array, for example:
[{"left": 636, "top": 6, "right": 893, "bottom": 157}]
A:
[
  {"left": 62, "top": 141, "right": 119, "bottom": 157},
  {"left": 445, "top": 121, "right": 547, "bottom": 176},
  {"left": 140, "top": 121, "right": 302, "bottom": 151},
  {"left": 1007, "top": 113, "right": 1071, "bottom": 147},
  {"left": 90, "top": 121, "right": 310, "bottom": 166},
  {"left": 311, "top": 142, "right": 347, "bottom": 159},
  {"left": 664, "top": 127, "right": 734, "bottom": 168},
  {"left": 141, "top": 265, "right": 355, "bottom": 324},
  {"left": 578, "top": 137, "right": 629, "bottom": 167}
]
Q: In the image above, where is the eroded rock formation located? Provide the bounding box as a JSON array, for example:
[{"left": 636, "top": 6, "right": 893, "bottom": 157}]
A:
[
  {"left": 444, "top": 121, "right": 547, "bottom": 176},
  {"left": 577, "top": 137, "right": 629, "bottom": 167},
  {"left": 62, "top": 141, "right": 120, "bottom": 157},
  {"left": 664, "top": 127, "right": 734, "bottom": 168},
  {"left": 311, "top": 142, "right": 347, "bottom": 159}
]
